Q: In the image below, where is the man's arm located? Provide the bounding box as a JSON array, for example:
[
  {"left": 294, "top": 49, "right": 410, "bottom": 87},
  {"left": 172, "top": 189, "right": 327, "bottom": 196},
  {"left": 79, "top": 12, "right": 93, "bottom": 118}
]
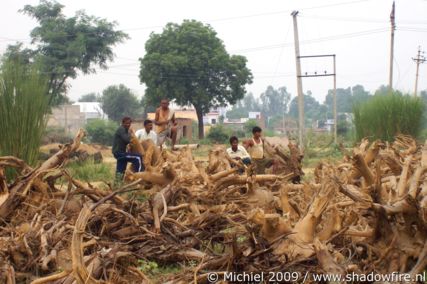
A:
[
  {"left": 154, "top": 109, "right": 161, "bottom": 125},
  {"left": 240, "top": 146, "right": 251, "bottom": 159},
  {"left": 171, "top": 113, "right": 177, "bottom": 126},
  {"left": 242, "top": 139, "right": 253, "bottom": 150}
]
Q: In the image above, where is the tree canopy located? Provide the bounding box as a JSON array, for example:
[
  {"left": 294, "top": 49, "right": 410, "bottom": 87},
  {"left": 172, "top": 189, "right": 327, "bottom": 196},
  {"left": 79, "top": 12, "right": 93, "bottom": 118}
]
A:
[
  {"left": 226, "top": 92, "right": 260, "bottom": 119},
  {"left": 260, "top": 86, "right": 291, "bottom": 117},
  {"left": 100, "top": 84, "right": 142, "bottom": 122},
  {"left": 139, "top": 20, "right": 253, "bottom": 138},
  {"left": 78, "top": 92, "right": 100, "bottom": 102},
  {"left": 5, "top": 0, "right": 128, "bottom": 105}
]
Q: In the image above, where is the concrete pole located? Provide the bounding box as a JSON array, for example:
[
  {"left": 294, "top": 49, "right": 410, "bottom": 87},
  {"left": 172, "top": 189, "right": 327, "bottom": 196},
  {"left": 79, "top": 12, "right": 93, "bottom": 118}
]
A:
[
  {"left": 333, "top": 55, "right": 337, "bottom": 144},
  {"left": 388, "top": 1, "right": 395, "bottom": 94},
  {"left": 291, "top": 11, "right": 304, "bottom": 148}
]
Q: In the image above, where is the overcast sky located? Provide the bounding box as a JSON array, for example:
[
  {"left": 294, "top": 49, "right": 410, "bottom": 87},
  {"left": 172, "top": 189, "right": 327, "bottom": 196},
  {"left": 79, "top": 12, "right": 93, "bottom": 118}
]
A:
[{"left": 1, "top": 0, "right": 427, "bottom": 104}]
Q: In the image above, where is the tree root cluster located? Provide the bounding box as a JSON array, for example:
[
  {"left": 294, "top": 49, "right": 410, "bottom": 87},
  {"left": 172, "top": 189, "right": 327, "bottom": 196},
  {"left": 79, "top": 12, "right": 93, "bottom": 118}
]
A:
[{"left": 0, "top": 132, "right": 426, "bottom": 283}]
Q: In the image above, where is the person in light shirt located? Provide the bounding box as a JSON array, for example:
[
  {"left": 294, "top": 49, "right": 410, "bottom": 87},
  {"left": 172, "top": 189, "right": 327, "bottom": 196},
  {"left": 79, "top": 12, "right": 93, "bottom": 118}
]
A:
[
  {"left": 243, "top": 126, "right": 274, "bottom": 174},
  {"left": 135, "top": 119, "right": 157, "bottom": 145},
  {"left": 226, "top": 136, "right": 251, "bottom": 165}
]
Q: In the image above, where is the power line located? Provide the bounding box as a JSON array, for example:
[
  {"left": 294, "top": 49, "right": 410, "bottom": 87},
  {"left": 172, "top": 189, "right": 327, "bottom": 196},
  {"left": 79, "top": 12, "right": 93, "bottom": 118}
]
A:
[
  {"left": 300, "top": 15, "right": 427, "bottom": 26},
  {"left": 0, "top": 0, "right": 370, "bottom": 43},
  {"left": 230, "top": 28, "right": 387, "bottom": 53}
]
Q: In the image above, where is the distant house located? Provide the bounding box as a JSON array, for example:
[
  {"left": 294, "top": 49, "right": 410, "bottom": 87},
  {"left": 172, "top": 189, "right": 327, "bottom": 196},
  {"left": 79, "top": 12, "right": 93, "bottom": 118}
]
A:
[
  {"left": 73, "top": 102, "right": 107, "bottom": 121},
  {"left": 314, "top": 113, "right": 353, "bottom": 132},
  {"left": 248, "top": 111, "right": 262, "bottom": 120}
]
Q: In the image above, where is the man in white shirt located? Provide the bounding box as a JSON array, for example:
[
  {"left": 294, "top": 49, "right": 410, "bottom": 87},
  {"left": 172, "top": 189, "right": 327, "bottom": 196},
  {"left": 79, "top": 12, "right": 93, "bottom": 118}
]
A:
[
  {"left": 135, "top": 119, "right": 157, "bottom": 145},
  {"left": 226, "top": 136, "right": 251, "bottom": 165}
]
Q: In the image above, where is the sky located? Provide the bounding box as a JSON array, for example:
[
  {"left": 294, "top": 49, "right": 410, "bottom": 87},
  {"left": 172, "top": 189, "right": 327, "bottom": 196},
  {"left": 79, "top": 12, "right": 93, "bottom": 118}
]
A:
[{"left": 1, "top": 0, "right": 427, "bottom": 105}]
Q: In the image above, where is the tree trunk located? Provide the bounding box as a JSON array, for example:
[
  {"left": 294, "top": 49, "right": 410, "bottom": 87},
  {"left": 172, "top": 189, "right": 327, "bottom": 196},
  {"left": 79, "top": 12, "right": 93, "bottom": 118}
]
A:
[{"left": 195, "top": 107, "right": 204, "bottom": 139}]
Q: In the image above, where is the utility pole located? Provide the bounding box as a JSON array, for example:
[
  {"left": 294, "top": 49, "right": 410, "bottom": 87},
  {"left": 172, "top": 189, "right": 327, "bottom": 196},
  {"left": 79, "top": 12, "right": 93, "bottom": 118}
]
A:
[
  {"left": 388, "top": 1, "right": 396, "bottom": 94},
  {"left": 412, "top": 46, "right": 426, "bottom": 97},
  {"left": 298, "top": 55, "right": 337, "bottom": 143},
  {"left": 291, "top": 10, "right": 304, "bottom": 148},
  {"left": 333, "top": 55, "right": 337, "bottom": 144}
]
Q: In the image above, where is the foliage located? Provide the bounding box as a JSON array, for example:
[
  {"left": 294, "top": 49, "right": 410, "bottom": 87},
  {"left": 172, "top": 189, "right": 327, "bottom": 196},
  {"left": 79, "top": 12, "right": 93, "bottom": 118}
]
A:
[
  {"left": 324, "top": 85, "right": 371, "bottom": 117},
  {"left": 6, "top": 0, "right": 128, "bottom": 105},
  {"left": 260, "top": 86, "right": 290, "bottom": 118},
  {"left": 78, "top": 92, "right": 100, "bottom": 102},
  {"left": 226, "top": 92, "right": 260, "bottom": 119},
  {"left": 353, "top": 93, "right": 424, "bottom": 142},
  {"left": 141, "top": 95, "right": 157, "bottom": 119},
  {"left": 139, "top": 20, "right": 253, "bottom": 138},
  {"left": 65, "top": 158, "right": 113, "bottom": 182},
  {"left": 243, "top": 119, "right": 260, "bottom": 134},
  {"left": 0, "top": 56, "right": 49, "bottom": 166},
  {"left": 324, "top": 87, "right": 353, "bottom": 114},
  {"left": 289, "top": 91, "right": 327, "bottom": 124},
  {"left": 100, "top": 84, "right": 142, "bottom": 122},
  {"left": 229, "top": 128, "right": 246, "bottom": 138},
  {"left": 85, "top": 119, "right": 118, "bottom": 145},
  {"left": 138, "top": 260, "right": 181, "bottom": 277},
  {"left": 179, "top": 137, "right": 189, "bottom": 144},
  {"left": 374, "top": 85, "right": 403, "bottom": 96},
  {"left": 206, "top": 125, "right": 231, "bottom": 143}
]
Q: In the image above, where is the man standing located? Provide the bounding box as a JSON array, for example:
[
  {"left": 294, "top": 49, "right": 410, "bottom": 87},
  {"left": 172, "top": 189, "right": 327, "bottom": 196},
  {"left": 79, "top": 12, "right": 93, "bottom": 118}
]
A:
[
  {"left": 154, "top": 99, "right": 177, "bottom": 150},
  {"left": 135, "top": 119, "right": 157, "bottom": 145},
  {"left": 227, "top": 136, "right": 251, "bottom": 165},
  {"left": 112, "top": 117, "right": 143, "bottom": 180},
  {"left": 244, "top": 126, "right": 274, "bottom": 174}
]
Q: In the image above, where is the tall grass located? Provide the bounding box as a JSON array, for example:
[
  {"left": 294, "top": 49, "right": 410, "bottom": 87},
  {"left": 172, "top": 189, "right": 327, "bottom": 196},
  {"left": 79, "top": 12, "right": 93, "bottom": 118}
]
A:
[
  {"left": 65, "top": 158, "right": 114, "bottom": 182},
  {"left": 0, "top": 58, "right": 50, "bottom": 166},
  {"left": 353, "top": 93, "right": 424, "bottom": 142}
]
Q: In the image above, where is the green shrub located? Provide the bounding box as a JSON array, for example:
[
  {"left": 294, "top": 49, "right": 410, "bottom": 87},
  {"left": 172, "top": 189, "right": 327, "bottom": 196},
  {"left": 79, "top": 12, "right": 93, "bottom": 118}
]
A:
[
  {"left": 243, "top": 119, "right": 259, "bottom": 134},
  {"left": 0, "top": 58, "right": 50, "bottom": 167},
  {"left": 231, "top": 129, "right": 246, "bottom": 138},
  {"left": 179, "top": 137, "right": 189, "bottom": 144},
  {"left": 353, "top": 93, "right": 424, "bottom": 142},
  {"left": 198, "top": 138, "right": 212, "bottom": 145},
  {"left": 206, "top": 125, "right": 230, "bottom": 143},
  {"left": 85, "top": 119, "right": 117, "bottom": 145}
]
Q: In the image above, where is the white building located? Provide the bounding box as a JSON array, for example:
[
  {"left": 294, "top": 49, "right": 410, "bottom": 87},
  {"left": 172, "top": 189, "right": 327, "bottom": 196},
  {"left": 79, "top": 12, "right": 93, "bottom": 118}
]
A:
[
  {"left": 248, "top": 111, "right": 262, "bottom": 120},
  {"left": 73, "top": 102, "right": 108, "bottom": 121}
]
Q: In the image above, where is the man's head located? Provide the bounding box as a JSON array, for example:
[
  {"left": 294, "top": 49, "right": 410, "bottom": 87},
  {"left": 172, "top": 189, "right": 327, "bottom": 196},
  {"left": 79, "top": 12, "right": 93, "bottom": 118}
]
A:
[
  {"left": 252, "top": 126, "right": 262, "bottom": 139},
  {"left": 160, "top": 98, "right": 169, "bottom": 110},
  {"left": 122, "top": 117, "right": 132, "bottom": 129},
  {"left": 229, "top": 136, "right": 239, "bottom": 151},
  {"left": 144, "top": 119, "right": 153, "bottom": 132}
]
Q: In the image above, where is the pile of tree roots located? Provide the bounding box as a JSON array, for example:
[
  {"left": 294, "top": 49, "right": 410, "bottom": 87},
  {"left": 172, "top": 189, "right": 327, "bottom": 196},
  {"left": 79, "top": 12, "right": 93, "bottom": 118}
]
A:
[{"left": 0, "top": 130, "right": 426, "bottom": 283}]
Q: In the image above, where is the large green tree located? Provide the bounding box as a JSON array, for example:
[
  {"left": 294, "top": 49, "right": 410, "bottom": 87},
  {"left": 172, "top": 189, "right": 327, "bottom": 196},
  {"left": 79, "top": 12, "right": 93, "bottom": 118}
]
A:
[
  {"left": 226, "top": 92, "right": 260, "bottom": 119},
  {"left": 78, "top": 92, "right": 100, "bottom": 102},
  {"left": 324, "top": 87, "right": 353, "bottom": 115},
  {"left": 260, "top": 86, "right": 291, "bottom": 117},
  {"left": 289, "top": 91, "right": 326, "bottom": 124},
  {"left": 100, "top": 84, "right": 142, "bottom": 122},
  {"left": 6, "top": 0, "right": 128, "bottom": 105},
  {"left": 351, "top": 84, "right": 371, "bottom": 105},
  {"left": 139, "top": 20, "right": 253, "bottom": 138}
]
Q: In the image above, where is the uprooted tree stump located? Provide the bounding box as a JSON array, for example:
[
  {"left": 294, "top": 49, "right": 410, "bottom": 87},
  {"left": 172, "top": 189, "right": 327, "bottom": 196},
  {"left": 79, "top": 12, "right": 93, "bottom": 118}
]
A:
[{"left": 0, "top": 132, "right": 427, "bottom": 283}]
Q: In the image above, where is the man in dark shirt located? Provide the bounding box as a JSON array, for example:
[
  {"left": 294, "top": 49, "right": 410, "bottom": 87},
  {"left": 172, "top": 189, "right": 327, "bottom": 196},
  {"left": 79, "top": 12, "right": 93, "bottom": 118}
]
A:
[{"left": 112, "top": 117, "right": 143, "bottom": 180}]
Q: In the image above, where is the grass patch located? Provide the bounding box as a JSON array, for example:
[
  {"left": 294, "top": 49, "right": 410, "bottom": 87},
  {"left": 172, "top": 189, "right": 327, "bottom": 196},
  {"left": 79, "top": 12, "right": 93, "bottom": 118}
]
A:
[
  {"left": 138, "top": 260, "right": 182, "bottom": 277},
  {"left": 65, "top": 158, "right": 114, "bottom": 182}
]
